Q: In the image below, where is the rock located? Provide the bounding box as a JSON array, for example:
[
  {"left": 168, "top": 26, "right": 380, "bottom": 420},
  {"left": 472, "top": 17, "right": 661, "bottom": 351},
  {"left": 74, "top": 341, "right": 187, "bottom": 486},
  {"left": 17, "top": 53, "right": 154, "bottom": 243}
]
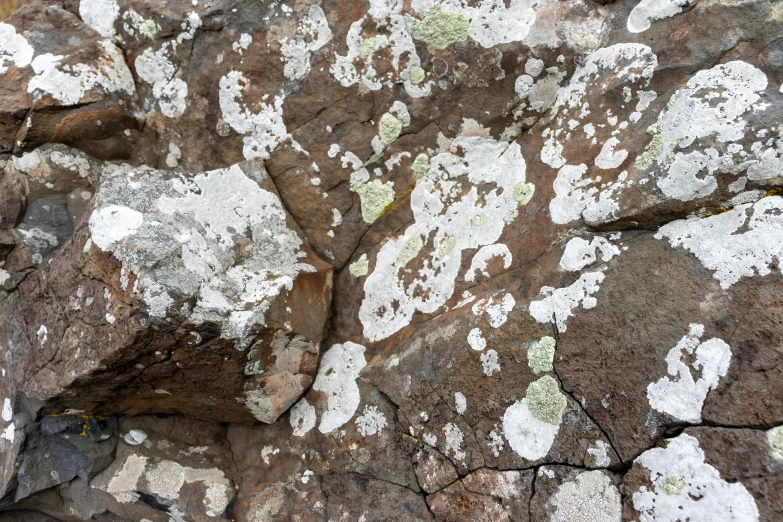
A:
[
  {"left": 622, "top": 428, "right": 783, "bottom": 522},
  {"left": 0, "top": 3, "right": 139, "bottom": 158},
  {"left": 10, "top": 158, "right": 332, "bottom": 425},
  {"left": 2, "top": 0, "right": 783, "bottom": 519}
]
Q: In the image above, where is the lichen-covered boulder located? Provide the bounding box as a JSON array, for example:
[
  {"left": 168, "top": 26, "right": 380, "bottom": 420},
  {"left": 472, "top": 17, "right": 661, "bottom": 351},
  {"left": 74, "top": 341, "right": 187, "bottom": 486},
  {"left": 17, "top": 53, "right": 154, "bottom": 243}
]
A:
[
  {"left": 13, "top": 159, "right": 332, "bottom": 424},
  {"left": 0, "top": 3, "right": 140, "bottom": 158}
]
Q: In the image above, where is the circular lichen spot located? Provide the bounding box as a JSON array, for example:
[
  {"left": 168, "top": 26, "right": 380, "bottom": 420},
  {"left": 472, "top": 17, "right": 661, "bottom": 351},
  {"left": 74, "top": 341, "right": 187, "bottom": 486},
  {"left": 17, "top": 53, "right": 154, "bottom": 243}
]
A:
[
  {"left": 379, "top": 113, "right": 403, "bottom": 145},
  {"left": 410, "top": 65, "right": 426, "bottom": 84},
  {"left": 513, "top": 182, "right": 535, "bottom": 205},
  {"left": 411, "top": 5, "right": 470, "bottom": 50},
  {"left": 526, "top": 375, "right": 566, "bottom": 425},
  {"left": 412, "top": 153, "right": 429, "bottom": 177},
  {"left": 349, "top": 253, "right": 369, "bottom": 277},
  {"left": 439, "top": 235, "right": 456, "bottom": 256},
  {"left": 359, "top": 37, "right": 375, "bottom": 58},
  {"left": 660, "top": 476, "right": 686, "bottom": 496},
  {"left": 528, "top": 336, "right": 556, "bottom": 374},
  {"left": 470, "top": 214, "right": 487, "bottom": 227}
]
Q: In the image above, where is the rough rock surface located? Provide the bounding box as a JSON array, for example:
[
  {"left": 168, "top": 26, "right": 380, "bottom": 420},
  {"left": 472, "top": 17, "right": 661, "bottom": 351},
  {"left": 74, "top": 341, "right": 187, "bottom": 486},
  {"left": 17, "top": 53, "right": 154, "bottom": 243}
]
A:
[{"left": 1, "top": 0, "right": 783, "bottom": 520}]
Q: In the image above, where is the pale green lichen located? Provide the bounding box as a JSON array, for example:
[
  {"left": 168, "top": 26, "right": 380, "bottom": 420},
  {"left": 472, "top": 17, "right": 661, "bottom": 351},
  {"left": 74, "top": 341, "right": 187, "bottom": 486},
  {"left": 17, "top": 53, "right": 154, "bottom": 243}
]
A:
[
  {"left": 83, "top": 238, "right": 93, "bottom": 253},
  {"left": 359, "top": 37, "right": 375, "bottom": 58},
  {"left": 410, "top": 65, "right": 426, "bottom": 84},
  {"left": 526, "top": 375, "right": 566, "bottom": 425},
  {"left": 139, "top": 19, "right": 159, "bottom": 38},
  {"left": 398, "top": 236, "right": 423, "bottom": 266},
  {"left": 528, "top": 336, "right": 556, "bottom": 374},
  {"left": 412, "top": 153, "right": 429, "bottom": 177},
  {"left": 513, "top": 182, "right": 535, "bottom": 205},
  {"left": 635, "top": 123, "right": 663, "bottom": 172},
  {"left": 379, "top": 113, "right": 403, "bottom": 145},
  {"left": 355, "top": 180, "right": 395, "bottom": 223},
  {"left": 767, "top": 426, "right": 783, "bottom": 460},
  {"left": 412, "top": 5, "right": 470, "bottom": 50},
  {"left": 440, "top": 236, "right": 456, "bottom": 256},
  {"left": 470, "top": 214, "right": 487, "bottom": 227},
  {"left": 349, "top": 254, "right": 369, "bottom": 277},
  {"left": 660, "top": 476, "right": 686, "bottom": 496}
]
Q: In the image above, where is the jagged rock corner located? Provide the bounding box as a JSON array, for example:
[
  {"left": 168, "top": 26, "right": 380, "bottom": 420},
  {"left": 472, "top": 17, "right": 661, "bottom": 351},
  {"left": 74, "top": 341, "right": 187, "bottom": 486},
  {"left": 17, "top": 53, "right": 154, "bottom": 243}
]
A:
[{"left": 1, "top": 0, "right": 783, "bottom": 520}]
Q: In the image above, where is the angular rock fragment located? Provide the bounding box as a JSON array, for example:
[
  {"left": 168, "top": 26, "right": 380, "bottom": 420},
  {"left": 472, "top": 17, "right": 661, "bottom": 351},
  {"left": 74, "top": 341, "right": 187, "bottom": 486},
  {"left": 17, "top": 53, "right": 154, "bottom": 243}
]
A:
[{"left": 11, "top": 159, "right": 332, "bottom": 424}]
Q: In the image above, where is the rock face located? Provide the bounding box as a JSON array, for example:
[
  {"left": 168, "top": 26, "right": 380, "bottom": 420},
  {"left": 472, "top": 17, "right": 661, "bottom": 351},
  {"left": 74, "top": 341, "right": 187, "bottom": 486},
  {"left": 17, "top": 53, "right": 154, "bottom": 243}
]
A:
[{"left": 1, "top": 0, "right": 783, "bottom": 520}]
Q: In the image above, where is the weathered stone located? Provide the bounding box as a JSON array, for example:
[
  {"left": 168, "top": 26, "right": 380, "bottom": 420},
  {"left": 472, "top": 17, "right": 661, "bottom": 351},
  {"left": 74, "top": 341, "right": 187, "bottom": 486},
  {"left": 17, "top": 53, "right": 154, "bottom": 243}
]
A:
[
  {"left": 2, "top": 0, "right": 783, "bottom": 519},
  {"left": 11, "top": 158, "right": 332, "bottom": 425}
]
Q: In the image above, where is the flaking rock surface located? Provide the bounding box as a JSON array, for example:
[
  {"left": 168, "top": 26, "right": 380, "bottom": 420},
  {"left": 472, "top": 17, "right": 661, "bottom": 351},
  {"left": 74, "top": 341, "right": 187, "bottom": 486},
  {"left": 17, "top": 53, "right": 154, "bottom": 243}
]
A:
[{"left": 1, "top": 0, "right": 783, "bottom": 520}]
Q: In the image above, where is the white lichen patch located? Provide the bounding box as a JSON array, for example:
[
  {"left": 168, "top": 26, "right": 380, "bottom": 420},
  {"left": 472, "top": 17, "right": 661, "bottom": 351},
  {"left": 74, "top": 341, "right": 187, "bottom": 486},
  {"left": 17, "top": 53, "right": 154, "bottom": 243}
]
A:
[
  {"left": 627, "top": 0, "right": 695, "bottom": 34},
  {"left": 587, "top": 440, "right": 612, "bottom": 468},
  {"left": 88, "top": 163, "right": 315, "bottom": 346},
  {"left": 355, "top": 405, "right": 387, "bottom": 436},
  {"left": 0, "top": 22, "right": 34, "bottom": 74},
  {"left": 80, "top": 0, "right": 120, "bottom": 39},
  {"left": 559, "top": 236, "right": 620, "bottom": 272},
  {"left": 643, "top": 61, "right": 773, "bottom": 201},
  {"left": 359, "top": 120, "right": 530, "bottom": 342},
  {"left": 551, "top": 471, "right": 622, "bottom": 522},
  {"left": 472, "top": 292, "right": 515, "bottom": 328},
  {"left": 28, "top": 40, "right": 136, "bottom": 106},
  {"left": 454, "top": 392, "right": 466, "bottom": 415},
  {"left": 544, "top": 44, "right": 658, "bottom": 224},
  {"left": 632, "top": 433, "right": 759, "bottom": 521},
  {"left": 502, "top": 398, "right": 559, "bottom": 461},
  {"left": 218, "top": 71, "right": 290, "bottom": 160},
  {"left": 411, "top": 0, "right": 538, "bottom": 48},
  {"left": 466, "top": 244, "right": 512, "bottom": 282},
  {"left": 133, "top": 15, "right": 200, "bottom": 118},
  {"left": 123, "top": 429, "right": 148, "bottom": 446},
  {"left": 647, "top": 324, "right": 731, "bottom": 423},
  {"left": 289, "top": 397, "right": 316, "bottom": 437},
  {"left": 106, "top": 454, "right": 148, "bottom": 503},
  {"left": 313, "top": 342, "right": 367, "bottom": 434},
  {"left": 442, "top": 422, "right": 466, "bottom": 461},
  {"left": 281, "top": 6, "right": 332, "bottom": 81},
  {"left": 529, "top": 271, "right": 605, "bottom": 332},
  {"left": 330, "top": 0, "right": 432, "bottom": 98},
  {"left": 655, "top": 196, "right": 783, "bottom": 289},
  {"left": 767, "top": 426, "right": 783, "bottom": 461},
  {"left": 481, "top": 349, "right": 500, "bottom": 376},
  {"left": 467, "top": 327, "right": 486, "bottom": 351}
]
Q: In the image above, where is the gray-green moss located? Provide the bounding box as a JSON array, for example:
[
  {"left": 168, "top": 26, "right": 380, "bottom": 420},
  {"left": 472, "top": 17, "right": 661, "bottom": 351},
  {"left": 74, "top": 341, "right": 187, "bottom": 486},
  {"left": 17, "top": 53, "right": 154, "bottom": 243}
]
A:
[
  {"left": 412, "top": 6, "right": 470, "bottom": 50},
  {"left": 439, "top": 235, "right": 456, "bottom": 255},
  {"left": 660, "top": 476, "right": 686, "bottom": 496},
  {"left": 410, "top": 65, "right": 426, "bottom": 84},
  {"left": 349, "top": 253, "right": 369, "bottom": 277},
  {"left": 513, "top": 182, "right": 535, "bottom": 205},
  {"left": 412, "top": 153, "right": 429, "bottom": 177},
  {"left": 528, "top": 336, "right": 556, "bottom": 374},
  {"left": 526, "top": 375, "right": 567, "bottom": 425},
  {"left": 635, "top": 123, "right": 663, "bottom": 172},
  {"left": 379, "top": 113, "right": 403, "bottom": 145},
  {"left": 359, "top": 38, "right": 375, "bottom": 58},
  {"left": 355, "top": 180, "right": 395, "bottom": 223},
  {"left": 398, "top": 236, "right": 423, "bottom": 266}
]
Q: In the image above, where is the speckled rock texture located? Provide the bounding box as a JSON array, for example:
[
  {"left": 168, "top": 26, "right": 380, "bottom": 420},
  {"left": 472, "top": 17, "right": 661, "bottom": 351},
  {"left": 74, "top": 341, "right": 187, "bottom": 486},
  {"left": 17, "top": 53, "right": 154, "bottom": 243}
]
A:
[{"left": 1, "top": 0, "right": 783, "bottom": 520}]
